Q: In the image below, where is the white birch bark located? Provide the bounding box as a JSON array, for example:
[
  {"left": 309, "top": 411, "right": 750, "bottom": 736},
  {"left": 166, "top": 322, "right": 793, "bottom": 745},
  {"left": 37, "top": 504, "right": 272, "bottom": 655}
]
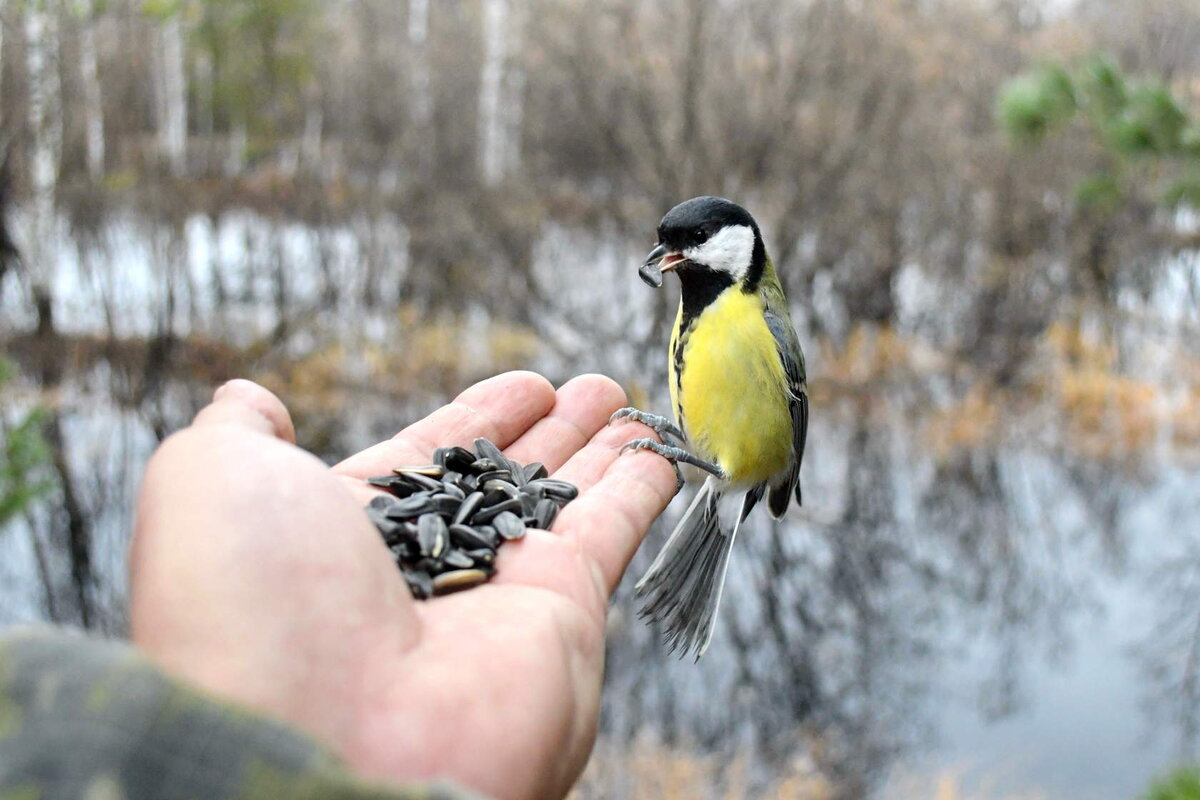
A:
[
  {"left": 24, "top": 0, "right": 63, "bottom": 293},
  {"left": 478, "top": 0, "right": 507, "bottom": 185},
  {"left": 500, "top": 0, "right": 526, "bottom": 177},
  {"left": 478, "top": 0, "right": 525, "bottom": 185},
  {"left": 408, "top": 0, "right": 433, "bottom": 174},
  {"left": 0, "top": 5, "right": 5, "bottom": 104},
  {"left": 77, "top": 0, "right": 105, "bottom": 179},
  {"left": 156, "top": 12, "right": 187, "bottom": 175}
]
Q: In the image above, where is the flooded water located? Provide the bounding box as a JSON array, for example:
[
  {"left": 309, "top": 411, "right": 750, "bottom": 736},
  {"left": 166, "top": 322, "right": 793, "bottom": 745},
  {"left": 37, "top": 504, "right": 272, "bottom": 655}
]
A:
[{"left": 3, "top": 209, "right": 1199, "bottom": 799}]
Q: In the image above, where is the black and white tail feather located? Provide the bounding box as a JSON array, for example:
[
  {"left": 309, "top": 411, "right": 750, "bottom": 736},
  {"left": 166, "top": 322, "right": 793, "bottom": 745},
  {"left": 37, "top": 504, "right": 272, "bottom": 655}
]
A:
[{"left": 636, "top": 476, "right": 750, "bottom": 660}]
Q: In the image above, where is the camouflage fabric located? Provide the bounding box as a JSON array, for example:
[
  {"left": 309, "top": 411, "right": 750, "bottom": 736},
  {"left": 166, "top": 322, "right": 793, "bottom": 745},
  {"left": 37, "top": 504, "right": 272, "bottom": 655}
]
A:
[{"left": 0, "top": 628, "right": 487, "bottom": 800}]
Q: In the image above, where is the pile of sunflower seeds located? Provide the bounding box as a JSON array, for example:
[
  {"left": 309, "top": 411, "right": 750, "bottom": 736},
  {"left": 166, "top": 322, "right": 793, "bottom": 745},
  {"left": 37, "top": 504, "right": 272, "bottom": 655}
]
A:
[{"left": 364, "top": 437, "right": 579, "bottom": 599}]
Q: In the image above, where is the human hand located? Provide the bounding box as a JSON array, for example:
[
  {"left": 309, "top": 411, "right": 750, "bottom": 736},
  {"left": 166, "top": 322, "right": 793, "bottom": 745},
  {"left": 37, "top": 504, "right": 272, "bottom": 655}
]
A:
[{"left": 129, "top": 372, "right": 677, "bottom": 800}]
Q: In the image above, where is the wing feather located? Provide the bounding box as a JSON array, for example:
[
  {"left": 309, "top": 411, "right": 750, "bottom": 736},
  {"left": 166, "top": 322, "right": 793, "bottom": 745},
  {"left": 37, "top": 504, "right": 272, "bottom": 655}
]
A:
[{"left": 763, "top": 308, "right": 807, "bottom": 512}]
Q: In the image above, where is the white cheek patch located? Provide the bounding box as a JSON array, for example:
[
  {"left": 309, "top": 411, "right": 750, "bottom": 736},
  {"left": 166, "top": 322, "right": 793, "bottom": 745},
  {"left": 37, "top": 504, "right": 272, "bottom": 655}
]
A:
[{"left": 685, "top": 224, "right": 755, "bottom": 280}]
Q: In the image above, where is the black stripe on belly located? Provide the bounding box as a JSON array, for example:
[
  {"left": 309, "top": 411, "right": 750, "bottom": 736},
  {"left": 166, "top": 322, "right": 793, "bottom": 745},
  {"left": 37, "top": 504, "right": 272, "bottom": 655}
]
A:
[{"left": 673, "top": 269, "right": 734, "bottom": 433}]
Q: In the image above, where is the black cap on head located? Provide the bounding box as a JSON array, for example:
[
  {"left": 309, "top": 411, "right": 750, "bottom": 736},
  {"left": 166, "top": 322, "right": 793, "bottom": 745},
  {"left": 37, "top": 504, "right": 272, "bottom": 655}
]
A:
[{"left": 657, "top": 196, "right": 758, "bottom": 249}]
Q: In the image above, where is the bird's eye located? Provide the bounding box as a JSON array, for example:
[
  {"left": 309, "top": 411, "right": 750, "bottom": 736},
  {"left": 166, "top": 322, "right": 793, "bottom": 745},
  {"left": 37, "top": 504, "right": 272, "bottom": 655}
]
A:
[{"left": 691, "top": 228, "right": 708, "bottom": 246}]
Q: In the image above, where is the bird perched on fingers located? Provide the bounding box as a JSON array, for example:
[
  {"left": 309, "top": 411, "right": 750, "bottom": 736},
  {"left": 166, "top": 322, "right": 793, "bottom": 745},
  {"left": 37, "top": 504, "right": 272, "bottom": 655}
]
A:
[{"left": 611, "top": 196, "right": 808, "bottom": 659}]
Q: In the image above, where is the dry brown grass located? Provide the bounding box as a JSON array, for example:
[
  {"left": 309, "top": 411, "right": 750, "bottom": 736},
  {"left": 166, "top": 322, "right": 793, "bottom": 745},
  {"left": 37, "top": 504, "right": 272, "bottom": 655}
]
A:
[
  {"left": 570, "top": 737, "right": 833, "bottom": 800},
  {"left": 571, "top": 737, "right": 1053, "bottom": 800},
  {"left": 815, "top": 320, "right": 1200, "bottom": 466}
]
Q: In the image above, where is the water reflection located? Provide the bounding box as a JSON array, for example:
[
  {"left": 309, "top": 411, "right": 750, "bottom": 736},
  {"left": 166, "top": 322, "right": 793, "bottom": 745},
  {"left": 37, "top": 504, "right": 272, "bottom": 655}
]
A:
[{"left": 2, "top": 210, "right": 1199, "bottom": 798}]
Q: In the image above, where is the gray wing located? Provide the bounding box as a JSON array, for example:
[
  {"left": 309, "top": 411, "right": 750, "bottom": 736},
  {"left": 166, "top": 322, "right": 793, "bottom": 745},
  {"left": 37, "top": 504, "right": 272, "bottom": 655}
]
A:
[{"left": 764, "top": 309, "right": 808, "bottom": 512}]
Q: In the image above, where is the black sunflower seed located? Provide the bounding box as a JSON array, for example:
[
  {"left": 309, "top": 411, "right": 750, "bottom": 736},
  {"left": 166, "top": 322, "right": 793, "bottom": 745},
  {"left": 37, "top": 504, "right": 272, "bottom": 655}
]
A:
[
  {"left": 431, "top": 493, "right": 462, "bottom": 516},
  {"left": 534, "top": 498, "right": 559, "bottom": 529},
  {"left": 414, "top": 556, "right": 440, "bottom": 574},
  {"left": 442, "top": 446, "right": 478, "bottom": 473},
  {"left": 531, "top": 478, "right": 579, "bottom": 503},
  {"left": 449, "top": 523, "right": 493, "bottom": 550},
  {"left": 443, "top": 549, "right": 475, "bottom": 569},
  {"left": 385, "top": 494, "right": 436, "bottom": 519},
  {"left": 482, "top": 480, "right": 519, "bottom": 500},
  {"left": 418, "top": 514, "right": 448, "bottom": 558},
  {"left": 453, "top": 492, "right": 486, "bottom": 525},
  {"left": 522, "top": 462, "right": 548, "bottom": 482},
  {"left": 367, "top": 475, "right": 410, "bottom": 494},
  {"left": 405, "top": 571, "right": 433, "bottom": 599},
  {"left": 465, "top": 548, "right": 495, "bottom": 567},
  {"left": 367, "top": 508, "right": 405, "bottom": 542},
  {"left": 493, "top": 511, "right": 526, "bottom": 540},
  {"left": 474, "top": 497, "right": 523, "bottom": 523},
  {"left": 510, "top": 462, "right": 529, "bottom": 488},
  {"left": 368, "top": 494, "right": 400, "bottom": 512},
  {"left": 470, "top": 458, "right": 502, "bottom": 475},
  {"left": 473, "top": 469, "right": 512, "bottom": 486},
  {"left": 473, "top": 438, "right": 508, "bottom": 465},
  {"left": 393, "top": 471, "right": 444, "bottom": 492}
]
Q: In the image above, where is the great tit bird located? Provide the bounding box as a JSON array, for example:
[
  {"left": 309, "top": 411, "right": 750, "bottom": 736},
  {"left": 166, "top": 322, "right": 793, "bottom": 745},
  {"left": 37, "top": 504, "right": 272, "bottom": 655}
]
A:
[{"left": 612, "top": 196, "right": 808, "bottom": 659}]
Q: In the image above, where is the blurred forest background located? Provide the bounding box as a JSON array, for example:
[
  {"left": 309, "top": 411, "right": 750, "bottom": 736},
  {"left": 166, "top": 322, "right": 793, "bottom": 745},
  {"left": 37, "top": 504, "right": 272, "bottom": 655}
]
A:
[{"left": 3, "top": 0, "right": 1200, "bottom": 797}]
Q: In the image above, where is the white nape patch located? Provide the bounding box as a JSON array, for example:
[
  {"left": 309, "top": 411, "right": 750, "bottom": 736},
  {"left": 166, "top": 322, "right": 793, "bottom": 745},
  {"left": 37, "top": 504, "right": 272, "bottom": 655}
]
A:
[{"left": 684, "top": 224, "right": 755, "bottom": 280}]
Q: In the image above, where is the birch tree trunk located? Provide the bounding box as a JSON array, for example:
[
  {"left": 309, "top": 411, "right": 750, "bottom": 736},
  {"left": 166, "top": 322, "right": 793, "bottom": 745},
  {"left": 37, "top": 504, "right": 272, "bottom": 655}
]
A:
[
  {"left": 408, "top": 0, "right": 433, "bottom": 177},
  {"left": 478, "top": 0, "right": 526, "bottom": 185},
  {"left": 78, "top": 0, "right": 105, "bottom": 179},
  {"left": 24, "top": 0, "right": 63, "bottom": 324},
  {"left": 0, "top": 5, "right": 5, "bottom": 106},
  {"left": 478, "top": 0, "right": 507, "bottom": 185},
  {"left": 156, "top": 12, "right": 188, "bottom": 175},
  {"left": 25, "top": 0, "right": 95, "bottom": 629},
  {"left": 500, "top": 0, "right": 526, "bottom": 179}
]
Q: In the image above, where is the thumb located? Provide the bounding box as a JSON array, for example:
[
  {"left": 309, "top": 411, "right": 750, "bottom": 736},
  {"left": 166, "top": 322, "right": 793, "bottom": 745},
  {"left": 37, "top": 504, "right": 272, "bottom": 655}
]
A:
[{"left": 191, "top": 379, "right": 296, "bottom": 444}]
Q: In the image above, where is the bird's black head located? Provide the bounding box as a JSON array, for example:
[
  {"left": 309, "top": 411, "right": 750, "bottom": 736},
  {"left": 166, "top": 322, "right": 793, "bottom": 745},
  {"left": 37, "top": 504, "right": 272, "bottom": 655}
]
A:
[{"left": 641, "top": 196, "right": 767, "bottom": 293}]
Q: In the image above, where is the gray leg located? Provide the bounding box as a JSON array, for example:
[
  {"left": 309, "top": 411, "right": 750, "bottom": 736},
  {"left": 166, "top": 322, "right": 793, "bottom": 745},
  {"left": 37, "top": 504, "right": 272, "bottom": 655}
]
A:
[
  {"left": 609, "top": 407, "right": 687, "bottom": 446},
  {"left": 620, "top": 438, "right": 727, "bottom": 482}
]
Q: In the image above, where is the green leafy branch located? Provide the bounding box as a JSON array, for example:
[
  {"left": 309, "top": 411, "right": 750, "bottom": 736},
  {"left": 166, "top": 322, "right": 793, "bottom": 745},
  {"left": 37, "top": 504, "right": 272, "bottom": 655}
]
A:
[
  {"left": 998, "top": 56, "right": 1200, "bottom": 211},
  {"left": 1144, "top": 767, "right": 1200, "bottom": 800},
  {"left": 0, "top": 359, "right": 54, "bottom": 528}
]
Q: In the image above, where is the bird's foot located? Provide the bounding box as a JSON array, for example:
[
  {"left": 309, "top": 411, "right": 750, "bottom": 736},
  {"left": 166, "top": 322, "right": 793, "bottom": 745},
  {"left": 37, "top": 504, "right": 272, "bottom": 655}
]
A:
[
  {"left": 620, "top": 438, "right": 726, "bottom": 490},
  {"left": 609, "top": 407, "right": 687, "bottom": 447}
]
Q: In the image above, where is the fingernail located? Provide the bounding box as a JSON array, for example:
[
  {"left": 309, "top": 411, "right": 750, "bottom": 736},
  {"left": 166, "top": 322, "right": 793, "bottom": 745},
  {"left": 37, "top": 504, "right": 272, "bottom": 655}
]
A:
[{"left": 214, "top": 379, "right": 256, "bottom": 402}]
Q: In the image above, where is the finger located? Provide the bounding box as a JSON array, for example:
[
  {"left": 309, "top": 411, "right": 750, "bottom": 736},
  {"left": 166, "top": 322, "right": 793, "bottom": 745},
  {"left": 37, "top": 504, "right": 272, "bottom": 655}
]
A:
[
  {"left": 192, "top": 379, "right": 296, "bottom": 443},
  {"left": 334, "top": 371, "right": 556, "bottom": 479},
  {"left": 491, "top": 422, "right": 676, "bottom": 616},
  {"left": 550, "top": 413, "right": 669, "bottom": 496},
  {"left": 554, "top": 444, "right": 677, "bottom": 594},
  {"left": 503, "top": 374, "right": 628, "bottom": 473}
]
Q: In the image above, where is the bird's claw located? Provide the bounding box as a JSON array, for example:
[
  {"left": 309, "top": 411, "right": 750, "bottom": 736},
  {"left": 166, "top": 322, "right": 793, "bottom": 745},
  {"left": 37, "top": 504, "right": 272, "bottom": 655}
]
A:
[
  {"left": 621, "top": 438, "right": 686, "bottom": 491},
  {"left": 619, "top": 437, "right": 726, "bottom": 487},
  {"left": 609, "top": 407, "right": 687, "bottom": 447}
]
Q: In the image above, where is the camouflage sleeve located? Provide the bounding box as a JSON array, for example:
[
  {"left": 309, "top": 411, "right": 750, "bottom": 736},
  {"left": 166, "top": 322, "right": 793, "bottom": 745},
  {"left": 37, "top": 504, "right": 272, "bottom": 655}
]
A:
[{"left": 0, "top": 628, "right": 489, "bottom": 800}]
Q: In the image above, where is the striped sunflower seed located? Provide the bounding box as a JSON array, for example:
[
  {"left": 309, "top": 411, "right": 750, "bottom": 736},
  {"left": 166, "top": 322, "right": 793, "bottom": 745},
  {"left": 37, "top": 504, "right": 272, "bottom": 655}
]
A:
[{"left": 433, "top": 569, "right": 491, "bottom": 595}]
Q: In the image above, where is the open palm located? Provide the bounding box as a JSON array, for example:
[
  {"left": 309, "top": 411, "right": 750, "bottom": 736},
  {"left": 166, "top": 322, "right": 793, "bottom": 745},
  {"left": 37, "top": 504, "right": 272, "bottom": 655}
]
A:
[{"left": 130, "top": 372, "right": 676, "bottom": 800}]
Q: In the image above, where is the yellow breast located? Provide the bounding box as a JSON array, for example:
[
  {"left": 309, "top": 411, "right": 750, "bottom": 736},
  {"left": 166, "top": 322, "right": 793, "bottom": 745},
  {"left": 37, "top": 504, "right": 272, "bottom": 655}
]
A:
[{"left": 670, "top": 289, "right": 793, "bottom": 486}]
